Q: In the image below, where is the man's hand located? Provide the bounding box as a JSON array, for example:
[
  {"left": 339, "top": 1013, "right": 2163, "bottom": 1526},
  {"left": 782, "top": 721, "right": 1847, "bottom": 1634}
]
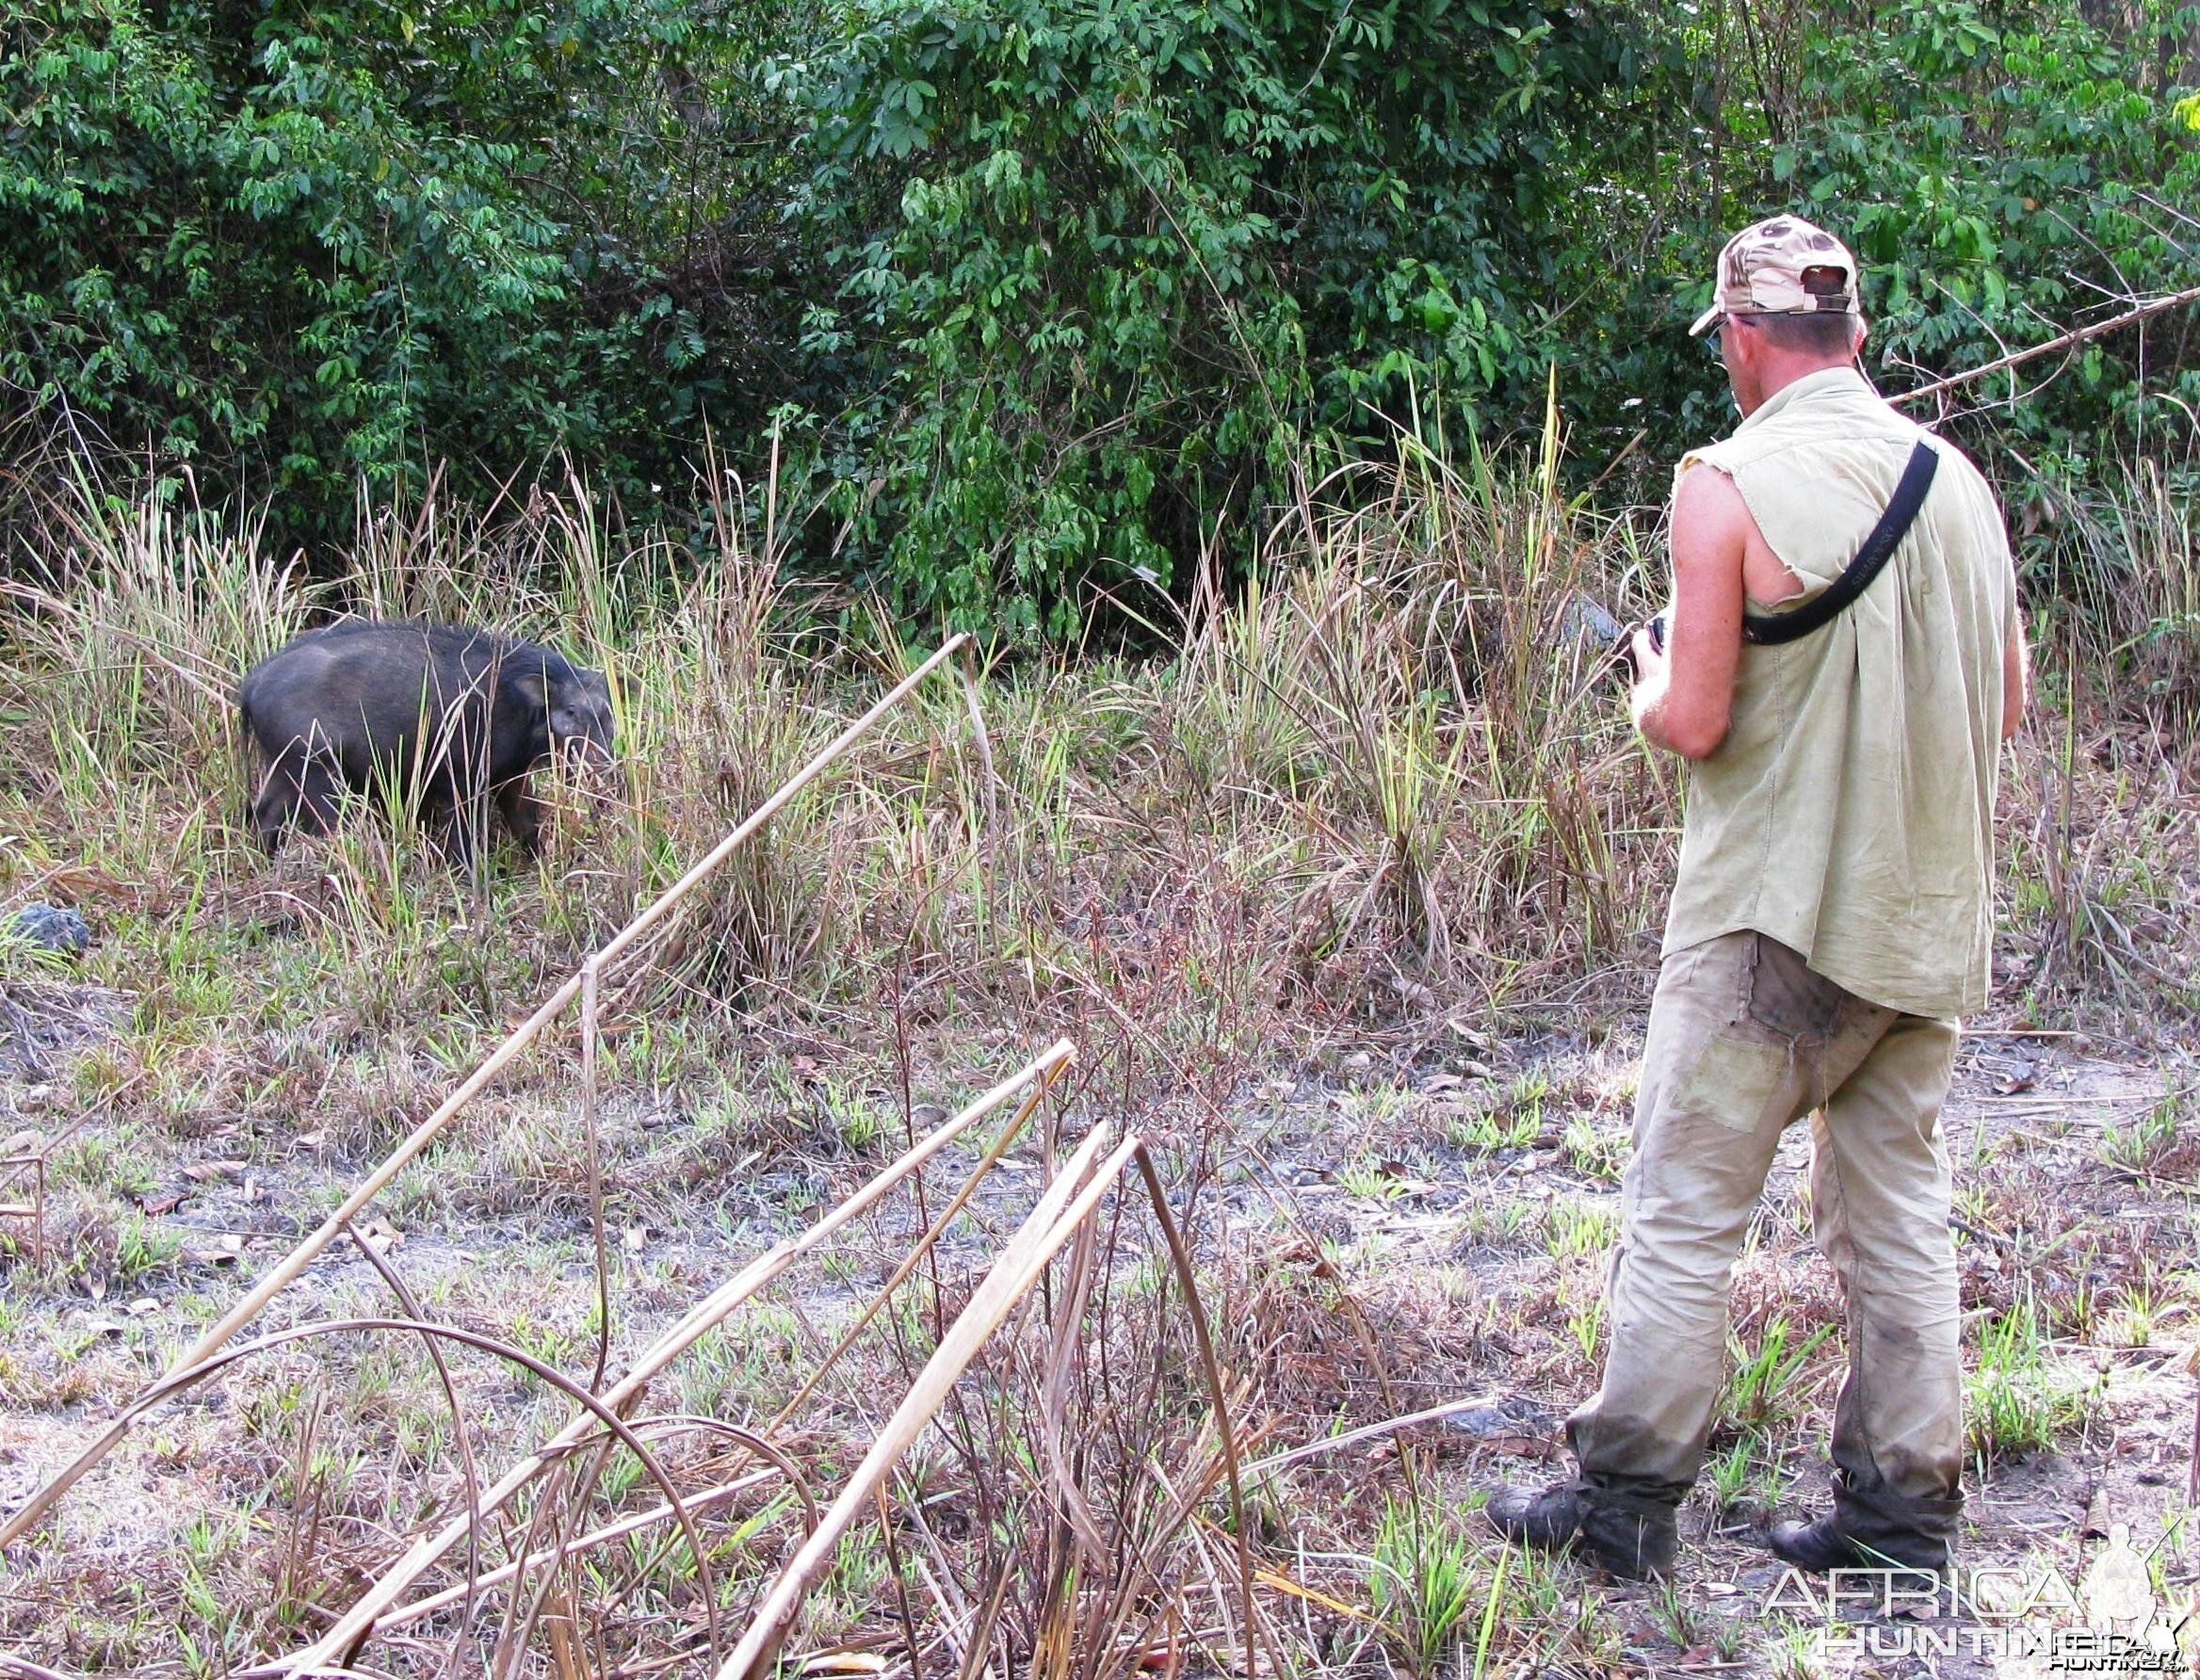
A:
[
  {"left": 1632, "top": 463, "right": 1752, "bottom": 760},
  {"left": 1626, "top": 622, "right": 1674, "bottom": 741},
  {"left": 2001, "top": 613, "right": 2029, "bottom": 742}
]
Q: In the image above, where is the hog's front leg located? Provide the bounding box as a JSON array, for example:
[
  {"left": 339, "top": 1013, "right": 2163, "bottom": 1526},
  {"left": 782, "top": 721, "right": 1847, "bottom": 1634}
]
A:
[{"left": 495, "top": 781, "right": 545, "bottom": 857}]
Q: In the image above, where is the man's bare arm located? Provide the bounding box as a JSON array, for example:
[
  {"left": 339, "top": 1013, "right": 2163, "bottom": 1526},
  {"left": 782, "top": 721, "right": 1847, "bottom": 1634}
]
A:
[{"left": 1631, "top": 464, "right": 1748, "bottom": 761}]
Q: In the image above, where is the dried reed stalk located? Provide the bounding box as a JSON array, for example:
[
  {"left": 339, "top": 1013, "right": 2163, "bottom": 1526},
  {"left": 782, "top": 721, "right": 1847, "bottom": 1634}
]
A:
[
  {"left": 1238, "top": 1394, "right": 1508, "bottom": 1478},
  {"left": 488, "top": 1061, "right": 1054, "bottom": 1668},
  {"left": 580, "top": 955, "right": 610, "bottom": 1393},
  {"left": 1134, "top": 1144, "right": 1262, "bottom": 1680},
  {"left": 720, "top": 1126, "right": 1146, "bottom": 1680},
  {"left": 73, "top": 1315, "right": 730, "bottom": 1668},
  {"left": 759, "top": 1066, "right": 1045, "bottom": 1437},
  {"left": 0, "top": 1655, "right": 77, "bottom": 1680},
  {"left": 957, "top": 645, "right": 999, "bottom": 834},
  {"left": 0, "top": 635, "right": 972, "bottom": 1553},
  {"left": 374, "top": 1470, "right": 783, "bottom": 1633},
  {"left": 277, "top": 1040, "right": 1075, "bottom": 1675},
  {"left": 0, "top": 1139, "right": 43, "bottom": 1266}
]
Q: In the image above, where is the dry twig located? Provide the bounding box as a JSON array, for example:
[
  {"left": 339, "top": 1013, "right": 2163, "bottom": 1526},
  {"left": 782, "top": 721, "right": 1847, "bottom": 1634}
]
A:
[
  {"left": 277, "top": 1040, "right": 1075, "bottom": 1674},
  {"left": 719, "top": 1126, "right": 1144, "bottom": 1680}
]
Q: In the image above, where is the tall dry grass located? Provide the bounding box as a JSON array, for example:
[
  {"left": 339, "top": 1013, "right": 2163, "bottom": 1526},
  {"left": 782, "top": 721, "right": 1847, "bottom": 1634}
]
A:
[
  {"left": 0, "top": 428, "right": 1678, "bottom": 1672},
  {"left": 5, "top": 418, "right": 2192, "bottom": 1046},
  {"left": 2055, "top": 449, "right": 2200, "bottom": 725},
  {"left": 0, "top": 426, "right": 2194, "bottom": 1672}
]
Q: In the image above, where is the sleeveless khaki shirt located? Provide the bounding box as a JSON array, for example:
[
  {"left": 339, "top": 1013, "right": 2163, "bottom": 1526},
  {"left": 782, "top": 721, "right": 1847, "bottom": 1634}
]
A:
[{"left": 1662, "top": 366, "right": 2017, "bottom": 1018}]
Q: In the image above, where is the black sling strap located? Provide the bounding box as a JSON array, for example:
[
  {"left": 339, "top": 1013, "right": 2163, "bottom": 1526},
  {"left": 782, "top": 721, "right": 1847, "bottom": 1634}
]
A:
[{"left": 1741, "top": 438, "right": 1939, "bottom": 646}]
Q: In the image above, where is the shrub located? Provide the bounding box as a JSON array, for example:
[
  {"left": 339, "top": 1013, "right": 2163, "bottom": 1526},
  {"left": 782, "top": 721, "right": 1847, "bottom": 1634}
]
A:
[
  {"left": 0, "top": 0, "right": 785, "bottom": 551},
  {"left": 1761, "top": 0, "right": 2200, "bottom": 524},
  {"left": 776, "top": 0, "right": 1647, "bottom": 635}
]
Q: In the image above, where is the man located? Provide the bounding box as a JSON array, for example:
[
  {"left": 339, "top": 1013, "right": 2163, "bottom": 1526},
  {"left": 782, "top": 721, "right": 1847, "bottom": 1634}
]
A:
[{"left": 1488, "top": 215, "right": 2029, "bottom": 1579}]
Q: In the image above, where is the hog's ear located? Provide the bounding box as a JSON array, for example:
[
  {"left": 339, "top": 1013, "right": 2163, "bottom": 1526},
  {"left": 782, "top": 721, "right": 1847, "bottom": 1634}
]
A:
[{"left": 510, "top": 669, "right": 549, "bottom": 714}]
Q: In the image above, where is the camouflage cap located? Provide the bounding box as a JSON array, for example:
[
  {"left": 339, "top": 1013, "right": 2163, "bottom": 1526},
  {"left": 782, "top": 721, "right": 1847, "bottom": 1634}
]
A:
[{"left": 1689, "top": 215, "right": 1862, "bottom": 337}]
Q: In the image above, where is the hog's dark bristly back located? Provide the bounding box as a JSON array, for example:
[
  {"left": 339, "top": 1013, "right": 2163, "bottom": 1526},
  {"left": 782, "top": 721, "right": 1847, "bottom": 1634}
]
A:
[{"left": 237, "top": 618, "right": 616, "bottom": 862}]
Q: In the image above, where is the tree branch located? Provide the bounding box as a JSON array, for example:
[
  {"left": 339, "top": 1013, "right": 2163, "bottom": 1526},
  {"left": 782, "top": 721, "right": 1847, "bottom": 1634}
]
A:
[{"left": 1888, "top": 283, "right": 2200, "bottom": 409}]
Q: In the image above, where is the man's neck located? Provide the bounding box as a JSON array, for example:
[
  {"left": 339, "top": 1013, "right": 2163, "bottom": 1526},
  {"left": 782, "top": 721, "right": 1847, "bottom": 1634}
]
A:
[{"left": 1743, "top": 357, "right": 1859, "bottom": 415}]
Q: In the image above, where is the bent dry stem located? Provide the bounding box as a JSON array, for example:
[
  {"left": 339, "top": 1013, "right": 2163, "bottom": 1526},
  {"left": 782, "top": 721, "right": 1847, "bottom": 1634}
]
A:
[
  {"left": 717, "top": 1125, "right": 1144, "bottom": 1680},
  {"left": 274, "top": 1039, "right": 1076, "bottom": 1674}
]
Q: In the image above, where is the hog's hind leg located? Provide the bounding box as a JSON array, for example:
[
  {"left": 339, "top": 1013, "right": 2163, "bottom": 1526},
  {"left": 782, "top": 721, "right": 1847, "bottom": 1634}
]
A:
[{"left": 436, "top": 788, "right": 496, "bottom": 875}]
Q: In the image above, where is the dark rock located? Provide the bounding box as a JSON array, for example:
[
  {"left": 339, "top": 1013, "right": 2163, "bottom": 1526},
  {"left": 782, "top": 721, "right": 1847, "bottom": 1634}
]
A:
[
  {"left": 4, "top": 904, "right": 90, "bottom": 957},
  {"left": 1445, "top": 1394, "right": 1559, "bottom": 1439}
]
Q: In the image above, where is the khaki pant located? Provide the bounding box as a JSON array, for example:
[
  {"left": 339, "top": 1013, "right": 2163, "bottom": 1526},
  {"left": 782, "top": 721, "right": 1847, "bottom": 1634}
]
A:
[{"left": 1566, "top": 930, "right": 1965, "bottom": 1560}]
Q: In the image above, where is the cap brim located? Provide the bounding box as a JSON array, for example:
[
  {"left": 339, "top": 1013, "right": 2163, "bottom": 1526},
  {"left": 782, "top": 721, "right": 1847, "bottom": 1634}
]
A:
[{"left": 1688, "top": 302, "right": 1723, "bottom": 338}]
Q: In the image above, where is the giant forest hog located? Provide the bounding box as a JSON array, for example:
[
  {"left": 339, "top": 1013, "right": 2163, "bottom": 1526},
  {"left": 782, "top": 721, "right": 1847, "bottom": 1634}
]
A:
[{"left": 239, "top": 621, "right": 616, "bottom": 861}]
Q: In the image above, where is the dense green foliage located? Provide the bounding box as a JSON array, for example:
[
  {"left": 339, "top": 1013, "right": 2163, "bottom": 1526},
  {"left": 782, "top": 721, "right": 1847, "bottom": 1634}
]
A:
[
  {"left": 1760, "top": 0, "right": 2200, "bottom": 519},
  {"left": 779, "top": 0, "right": 1642, "bottom": 633},
  {"left": 2, "top": 0, "right": 786, "bottom": 520},
  {"left": 5, "top": 0, "right": 2196, "bottom": 628}
]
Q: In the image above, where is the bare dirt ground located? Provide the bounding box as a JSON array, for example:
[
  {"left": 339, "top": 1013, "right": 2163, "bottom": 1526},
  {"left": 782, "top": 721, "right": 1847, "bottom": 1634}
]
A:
[
  {"left": 2, "top": 944, "right": 2192, "bottom": 1674},
  {"left": 1232, "top": 1023, "right": 2198, "bottom": 1673}
]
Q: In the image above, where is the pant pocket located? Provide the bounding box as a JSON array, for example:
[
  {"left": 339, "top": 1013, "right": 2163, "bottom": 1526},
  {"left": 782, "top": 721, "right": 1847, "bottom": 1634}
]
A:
[
  {"left": 1670, "top": 1031, "right": 1792, "bottom": 1134},
  {"left": 1743, "top": 932, "right": 1843, "bottom": 1042}
]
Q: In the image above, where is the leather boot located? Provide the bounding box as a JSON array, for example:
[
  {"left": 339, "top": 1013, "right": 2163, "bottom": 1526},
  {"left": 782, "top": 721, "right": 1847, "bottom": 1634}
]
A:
[
  {"left": 1769, "top": 1510, "right": 1949, "bottom": 1595},
  {"left": 1487, "top": 1480, "right": 1676, "bottom": 1580},
  {"left": 1770, "top": 1514, "right": 1872, "bottom": 1569}
]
